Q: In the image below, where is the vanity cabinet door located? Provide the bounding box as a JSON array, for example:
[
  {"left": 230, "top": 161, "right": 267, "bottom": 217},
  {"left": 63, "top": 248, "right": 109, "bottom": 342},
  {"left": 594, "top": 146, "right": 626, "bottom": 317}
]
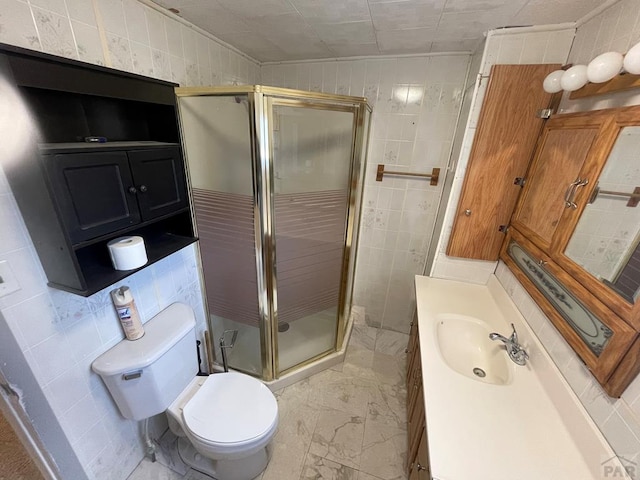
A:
[
  {"left": 408, "top": 430, "right": 430, "bottom": 480},
  {"left": 407, "top": 384, "right": 425, "bottom": 470},
  {"left": 406, "top": 338, "right": 422, "bottom": 416},
  {"left": 511, "top": 116, "right": 601, "bottom": 252},
  {"left": 406, "top": 319, "right": 419, "bottom": 384},
  {"left": 405, "top": 317, "right": 431, "bottom": 476}
]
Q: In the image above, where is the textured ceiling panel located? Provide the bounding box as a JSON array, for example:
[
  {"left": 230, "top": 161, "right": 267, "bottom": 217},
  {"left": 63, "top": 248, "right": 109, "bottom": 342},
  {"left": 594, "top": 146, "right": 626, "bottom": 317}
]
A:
[
  {"left": 152, "top": 0, "right": 603, "bottom": 61},
  {"left": 369, "top": 1, "right": 444, "bottom": 30}
]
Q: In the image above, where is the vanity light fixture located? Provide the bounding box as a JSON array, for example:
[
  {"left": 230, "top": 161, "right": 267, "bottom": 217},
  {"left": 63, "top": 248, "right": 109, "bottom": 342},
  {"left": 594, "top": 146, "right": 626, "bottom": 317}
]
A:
[
  {"left": 587, "top": 51, "right": 624, "bottom": 83},
  {"left": 543, "top": 41, "right": 640, "bottom": 95}
]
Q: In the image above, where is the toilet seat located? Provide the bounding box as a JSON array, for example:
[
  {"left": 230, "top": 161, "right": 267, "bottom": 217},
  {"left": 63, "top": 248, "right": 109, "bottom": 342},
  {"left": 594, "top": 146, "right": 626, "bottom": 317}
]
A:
[{"left": 182, "top": 372, "right": 278, "bottom": 449}]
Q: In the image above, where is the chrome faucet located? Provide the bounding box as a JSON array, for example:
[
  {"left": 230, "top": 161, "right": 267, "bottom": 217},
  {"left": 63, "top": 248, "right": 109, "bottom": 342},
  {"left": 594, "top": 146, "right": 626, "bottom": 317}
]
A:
[{"left": 489, "top": 323, "right": 529, "bottom": 366}]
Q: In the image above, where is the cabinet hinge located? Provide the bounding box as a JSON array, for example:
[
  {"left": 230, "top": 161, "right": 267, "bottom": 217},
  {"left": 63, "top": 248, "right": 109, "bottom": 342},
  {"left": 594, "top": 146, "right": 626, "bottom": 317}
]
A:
[
  {"left": 536, "top": 108, "right": 553, "bottom": 119},
  {"left": 514, "top": 177, "right": 526, "bottom": 187},
  {"left": 498, "top": 225, "right": 509, "bottom": 233}
]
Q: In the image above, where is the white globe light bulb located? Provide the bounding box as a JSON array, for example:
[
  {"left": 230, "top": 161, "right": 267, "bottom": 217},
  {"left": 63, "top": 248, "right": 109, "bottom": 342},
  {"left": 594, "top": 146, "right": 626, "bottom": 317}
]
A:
[
  {"left": 587, "top": 52, "right": 623, "bottom": 83},
  {"left": 623, "top": 41, "right": 640, "bottom": 74},
  {"left": 560, "top": 65, "right": 589, "bottom": 92},
  {"left": 543, "top": 70, "right": 564, "bottom": 93}
]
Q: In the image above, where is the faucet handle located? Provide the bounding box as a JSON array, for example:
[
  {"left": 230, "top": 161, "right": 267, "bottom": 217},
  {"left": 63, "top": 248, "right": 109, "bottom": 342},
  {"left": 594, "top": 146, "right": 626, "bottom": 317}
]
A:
[{"left": 510, "top": 323, "right": 518, "bottom": 343}]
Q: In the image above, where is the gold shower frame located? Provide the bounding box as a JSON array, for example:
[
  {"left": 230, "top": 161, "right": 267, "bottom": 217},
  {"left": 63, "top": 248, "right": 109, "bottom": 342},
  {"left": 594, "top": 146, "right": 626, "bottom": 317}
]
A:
[{"left": 176, "top": 85, "right": 371, "bottom": 381}]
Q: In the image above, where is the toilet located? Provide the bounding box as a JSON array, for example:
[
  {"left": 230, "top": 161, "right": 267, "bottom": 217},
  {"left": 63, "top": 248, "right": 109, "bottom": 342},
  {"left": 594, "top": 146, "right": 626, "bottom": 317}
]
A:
[{"left": 91, "top": 303, "right": 278, "bottom": 480}]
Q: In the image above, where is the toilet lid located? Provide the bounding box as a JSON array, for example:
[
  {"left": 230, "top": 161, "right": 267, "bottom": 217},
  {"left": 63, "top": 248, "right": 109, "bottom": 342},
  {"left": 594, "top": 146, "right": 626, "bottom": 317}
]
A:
[{"left": 182, "top": 372, "right": 278, "bottom": 444}]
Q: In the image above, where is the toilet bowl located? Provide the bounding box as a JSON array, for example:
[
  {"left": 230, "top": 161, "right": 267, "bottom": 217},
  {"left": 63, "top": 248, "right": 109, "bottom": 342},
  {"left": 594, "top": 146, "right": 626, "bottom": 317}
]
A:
[
  {"left": 91, "top": 303, "right": 279, "bottom": 480},
  {"left": 166, "top": 373, "right": 278, "bottom": 479}
]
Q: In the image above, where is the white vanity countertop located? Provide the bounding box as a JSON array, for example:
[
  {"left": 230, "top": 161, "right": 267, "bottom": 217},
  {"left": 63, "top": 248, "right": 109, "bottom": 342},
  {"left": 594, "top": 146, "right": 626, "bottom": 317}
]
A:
[{"left": 415, "top": 275, "right": 622, "bottom": 480}]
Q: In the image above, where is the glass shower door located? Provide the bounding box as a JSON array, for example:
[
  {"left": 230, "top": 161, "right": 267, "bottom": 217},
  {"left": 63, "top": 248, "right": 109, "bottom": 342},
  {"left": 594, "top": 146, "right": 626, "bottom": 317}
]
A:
[
  {"left": 178, "top": 94, "right": 263, "bottom": 377},
  {"left": 270, "top": 100, "right": 357, "bottom": 373}
]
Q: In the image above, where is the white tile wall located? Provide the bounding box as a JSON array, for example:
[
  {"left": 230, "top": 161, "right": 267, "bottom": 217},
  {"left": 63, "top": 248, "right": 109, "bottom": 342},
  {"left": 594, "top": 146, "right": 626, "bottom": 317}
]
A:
[
  {"left": 430, "top": 27, "right": 576, "bottom": 283},
  {"left": 263, "top": 54, "right": 471, "bottom": 333},
  {"left": 0, "top": 1, "right": 254, "bottom": 479},
  {"left": 0, "top": 0, "right": 260, "bottom": 85}
]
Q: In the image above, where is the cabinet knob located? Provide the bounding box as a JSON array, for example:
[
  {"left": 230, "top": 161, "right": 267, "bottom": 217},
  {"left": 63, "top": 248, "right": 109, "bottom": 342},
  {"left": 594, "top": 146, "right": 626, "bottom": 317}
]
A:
[
  {"left": 538, "top": 259, "right": 547, "bottom": 266},
  {"left": 139, "top": 185, "right": 148, "bottom": 193},
  {"left": 464, "top": 209, "right": 472, "bottom": 216},
  {"left": 128, "top": 186, "right": 137, "bottom": 194},
  {"left": 417, "top": 463, "right": 427, "bottom": 471}
]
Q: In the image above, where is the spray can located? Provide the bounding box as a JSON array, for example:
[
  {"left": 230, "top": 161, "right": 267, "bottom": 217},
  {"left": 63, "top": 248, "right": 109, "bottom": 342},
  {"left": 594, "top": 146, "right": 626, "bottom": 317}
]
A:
[{"left": 110, "top": 286, "right": 145, "bottom": 340}]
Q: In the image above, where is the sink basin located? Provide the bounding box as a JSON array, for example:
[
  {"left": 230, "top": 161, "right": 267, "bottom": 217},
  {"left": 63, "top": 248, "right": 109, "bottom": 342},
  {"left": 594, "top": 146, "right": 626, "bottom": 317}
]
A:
[{"left": 435, "top": 314, "right": 512, "bottom": 385}]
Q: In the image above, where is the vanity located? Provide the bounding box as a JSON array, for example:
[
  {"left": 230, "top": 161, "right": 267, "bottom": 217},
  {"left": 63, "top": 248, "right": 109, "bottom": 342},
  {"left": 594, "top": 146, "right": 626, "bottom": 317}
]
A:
[{"left": 408, "top": 275, "right": 625, "bottom": 479}]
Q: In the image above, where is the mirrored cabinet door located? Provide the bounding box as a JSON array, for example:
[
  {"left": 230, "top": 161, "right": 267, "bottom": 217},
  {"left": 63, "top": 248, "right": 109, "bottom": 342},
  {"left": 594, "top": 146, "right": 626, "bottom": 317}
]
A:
[
  {"left": 506, "top": 105, "right": 640, "bottom": 396},
  {"left": 552, "top": 108, "right": 640, "bottom": 329}
]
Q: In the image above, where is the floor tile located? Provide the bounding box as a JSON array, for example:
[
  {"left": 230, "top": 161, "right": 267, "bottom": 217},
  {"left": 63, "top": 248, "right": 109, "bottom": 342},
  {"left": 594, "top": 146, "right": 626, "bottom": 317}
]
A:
[
  {"left": 356, "top": 472, "right": 386, "bottom": 480},
  {"left": 371, "top": 352, "right": 405, "bottom": 387},
  {"left": 300, "top": 452, "right": 358, "bottom": 480},
  {"left": 359, "top": 414, "right": 407, "bottom": 480},
  {"left": 308, "top": 371, "right": 371, "bottom": 417},
  {"left": 350, "top": 324, "right": 378, "bottom": 350},
  {"left": 127, "top": 458, "right": 183, "bottom": 480},
  {"left": 367, "top": 383, "right": 407, "bottom": 425},
  {"left": 374, "top": 330, "right": 409, "bottom": 356},
  {"left": 309, "top": 408, "right": 365, "bottom": 469},
  {"left": 261, "top": 437, "right": 308, "bottom": 480}
]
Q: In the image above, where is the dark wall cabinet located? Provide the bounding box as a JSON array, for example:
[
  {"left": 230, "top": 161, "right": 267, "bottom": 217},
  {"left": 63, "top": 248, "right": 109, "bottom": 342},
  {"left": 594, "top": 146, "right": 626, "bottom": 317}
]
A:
[
  {"left": 0, "top": 43, "right": 196, "bottom": 296},
  {"left": 44, "top": 144, "right": 187, "bottom": 244}
]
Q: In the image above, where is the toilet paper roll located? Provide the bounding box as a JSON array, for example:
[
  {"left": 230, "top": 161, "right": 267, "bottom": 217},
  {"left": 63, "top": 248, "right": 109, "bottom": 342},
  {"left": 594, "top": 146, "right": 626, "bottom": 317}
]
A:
[{"left": 107, "top": 236, "right": 148, "bottom": 271}]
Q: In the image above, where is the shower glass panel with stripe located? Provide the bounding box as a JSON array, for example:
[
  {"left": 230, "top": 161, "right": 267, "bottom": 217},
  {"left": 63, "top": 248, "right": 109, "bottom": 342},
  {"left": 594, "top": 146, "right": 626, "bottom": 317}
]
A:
[{"left": 177, "top": 86, "right": 370, "bottom": 382}]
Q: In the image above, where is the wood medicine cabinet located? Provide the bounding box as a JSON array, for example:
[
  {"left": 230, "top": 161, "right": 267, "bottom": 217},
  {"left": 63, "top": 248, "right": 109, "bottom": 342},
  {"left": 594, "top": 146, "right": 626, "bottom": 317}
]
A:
[
  {"left": 501, "top": 105, "right": 640, "bottom": 396},
  {"left": 447, "top": 63, "right": 560, "bottom": 260}
]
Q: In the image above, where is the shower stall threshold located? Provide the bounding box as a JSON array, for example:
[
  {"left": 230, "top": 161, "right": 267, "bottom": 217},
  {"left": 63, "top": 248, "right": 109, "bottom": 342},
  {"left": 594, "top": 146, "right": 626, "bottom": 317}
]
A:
[
  {"left": 209, "top": 307, "right": 357, "bottom": 392},
  {"left": 264, "top": 309, "right": 355, "bottom": 392}
]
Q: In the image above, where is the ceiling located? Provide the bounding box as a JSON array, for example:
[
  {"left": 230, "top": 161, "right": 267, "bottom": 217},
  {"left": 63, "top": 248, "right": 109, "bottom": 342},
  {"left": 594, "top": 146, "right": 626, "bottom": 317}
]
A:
[{"left": 152, "top": 0, "right": 603, "bottom": 62}]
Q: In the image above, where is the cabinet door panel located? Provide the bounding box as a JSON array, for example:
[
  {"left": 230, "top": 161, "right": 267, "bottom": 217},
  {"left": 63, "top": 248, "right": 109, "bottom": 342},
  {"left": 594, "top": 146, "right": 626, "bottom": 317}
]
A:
[
  {"left": 513, "top": 127, "right": 598, "bottom": 249},
  {"left": 128, "top": 147, "right": 187, "bottom": 221},
  {"left": 415, "top": 429, "right": 430, "bottom": 479},
  {"left": 447, "top": 64, "right": 560, "bottom": 260},
  {"left": 45, "top": 151, "right": 141, "bottom": 243}
]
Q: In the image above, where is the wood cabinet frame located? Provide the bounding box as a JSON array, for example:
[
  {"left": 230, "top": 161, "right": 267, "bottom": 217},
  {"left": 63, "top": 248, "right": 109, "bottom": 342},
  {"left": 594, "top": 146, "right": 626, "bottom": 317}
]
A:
[
  {"left": 501, "top": 229, "right": 637, "bottom": 390},
  {"left": 504, "top": 105, "right": 640, "bottom": 396},
  {"left": 511, "top": 106, "right": 640, "bottom": 328}
]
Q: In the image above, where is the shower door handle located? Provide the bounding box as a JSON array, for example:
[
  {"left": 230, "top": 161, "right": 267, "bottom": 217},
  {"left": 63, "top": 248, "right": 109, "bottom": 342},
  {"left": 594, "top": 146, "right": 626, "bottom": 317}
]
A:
[{"left": 220, "top": 329, "right": 238, "bottom": 349}]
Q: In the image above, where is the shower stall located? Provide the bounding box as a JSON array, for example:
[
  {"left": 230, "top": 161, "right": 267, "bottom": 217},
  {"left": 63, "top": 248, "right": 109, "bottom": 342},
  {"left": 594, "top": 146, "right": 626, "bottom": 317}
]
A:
[{"left": 176, "top": 86, "right": 371, "bottom": 382}]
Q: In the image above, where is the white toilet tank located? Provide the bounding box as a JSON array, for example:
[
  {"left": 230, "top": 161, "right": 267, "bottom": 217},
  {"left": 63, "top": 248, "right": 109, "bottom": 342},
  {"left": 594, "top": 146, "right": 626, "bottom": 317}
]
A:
[{"left": 92, "top": 302, "right": 198, "bottom": 421}]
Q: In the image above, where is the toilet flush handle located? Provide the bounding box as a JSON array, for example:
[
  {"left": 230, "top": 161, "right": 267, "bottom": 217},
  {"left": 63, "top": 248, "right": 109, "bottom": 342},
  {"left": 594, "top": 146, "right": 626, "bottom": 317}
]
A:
[{"left": 123, "top": 370, "right": 142, "bottom": 381}]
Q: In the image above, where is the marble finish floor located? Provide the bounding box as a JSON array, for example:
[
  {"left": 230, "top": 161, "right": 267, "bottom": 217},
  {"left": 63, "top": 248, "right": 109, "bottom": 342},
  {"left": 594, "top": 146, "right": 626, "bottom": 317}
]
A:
[{"left": 128, "top": 318, "right": 410, "bottom": 480}]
